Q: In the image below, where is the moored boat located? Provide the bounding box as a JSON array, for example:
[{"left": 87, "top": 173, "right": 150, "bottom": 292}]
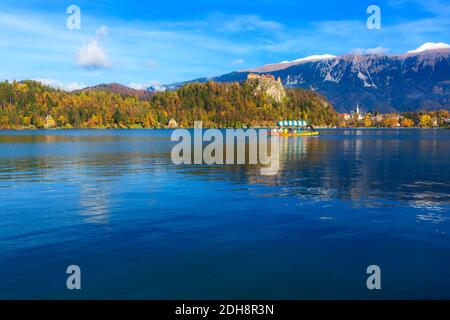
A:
[
  {"left": 268, "top": 120, "right": 320, "bottom": 137},
  {"left": 270, "top": 131, "right": 320, "bottom": 137}
]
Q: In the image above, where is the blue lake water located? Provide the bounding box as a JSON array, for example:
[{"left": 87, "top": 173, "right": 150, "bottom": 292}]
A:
[{"left": 0, "top": 129, "right": 449, "bottom": 299}]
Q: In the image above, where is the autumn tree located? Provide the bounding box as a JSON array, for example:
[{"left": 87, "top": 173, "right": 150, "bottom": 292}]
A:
[
  {"left": 363, "top": 114, "right": 372, "bottom": 127},
  {"left": 419, "top": 114, "right": 432, "bottom": 127},
  {"left": 401, "top": 118, "right": 414, "bottom": 127}
]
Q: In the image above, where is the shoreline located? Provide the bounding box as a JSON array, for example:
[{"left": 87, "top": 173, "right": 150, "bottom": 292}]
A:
[{"left": 0, "top": 127, "right": 448, "bottom": 131}]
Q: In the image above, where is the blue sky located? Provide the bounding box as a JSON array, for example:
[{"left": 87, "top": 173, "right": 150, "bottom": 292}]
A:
[{"left": 0, "top": 0, "right": 449, "bottom": 89}]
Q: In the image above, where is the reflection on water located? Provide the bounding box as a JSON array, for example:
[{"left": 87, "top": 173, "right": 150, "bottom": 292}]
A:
[
  {"left": 228, "top": 131, "right": 450, "bottom": 210},
  {"left": 79, "top": 183, "right": 110, "bottom": 224},
  {"left": 0, "top": 129, "right": 449, "bottom": 299}
]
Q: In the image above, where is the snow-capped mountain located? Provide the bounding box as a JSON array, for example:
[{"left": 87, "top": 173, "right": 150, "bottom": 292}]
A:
[
  {"left": 167, "top": 43, "right": 450, "bottom": 113},
  {"left": 407, "top": 42, "right": 450, "bottom": 54},
  {"left": 245, "top": 54, "right": 337, "bottom": 73}
]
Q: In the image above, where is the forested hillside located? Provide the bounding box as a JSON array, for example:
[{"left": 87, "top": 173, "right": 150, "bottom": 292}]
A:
[{"left": 0, "top": 80, "right": 337, "bottom": 129}]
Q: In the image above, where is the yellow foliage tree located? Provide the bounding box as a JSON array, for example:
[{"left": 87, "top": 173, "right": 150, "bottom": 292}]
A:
[
  {"left": 363, "top": 114, "right": 372, "bottom": 127},
  {"left": 36, "top": 117, "right": 45, "bottom": 128},
  {"left": 0, "top": 115, "right": 10, "bottom": 128},
  {"left": 419, "top": 114, "right": 432, "bottom": 127},
  {"left": 21, "top": 115, "right": 31, "bottom": 126},
  {"left": 57, "top": 115, "right": 66, "bottom": 127}
]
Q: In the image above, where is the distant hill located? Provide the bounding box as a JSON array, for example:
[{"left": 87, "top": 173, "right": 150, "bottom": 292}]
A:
[
  {"left": 165, "top": 46, "right": 450, "bottom": 113},
  {"left": 77, "top": 83, "right": 153, "bottom": 99}
]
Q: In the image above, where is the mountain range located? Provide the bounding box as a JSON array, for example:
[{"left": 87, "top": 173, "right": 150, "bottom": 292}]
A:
[
  {"left": 75, "top": 43, "right": 450, "bottom": 114},
  {"left": 160, "top": 43, "right": 450, "bottom": 113}
]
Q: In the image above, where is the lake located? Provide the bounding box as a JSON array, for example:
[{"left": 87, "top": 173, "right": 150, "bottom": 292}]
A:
[{"left": 0, "top": 129, "right": 449, "bottom": 299}]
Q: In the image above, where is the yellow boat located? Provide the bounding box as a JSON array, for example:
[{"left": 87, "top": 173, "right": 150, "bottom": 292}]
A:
[
  {"left": 268, "top": 131, "right": 320, "bottom": 137},
  {"left": 269, "top": 120, "right": 320, "bottom": 137}
]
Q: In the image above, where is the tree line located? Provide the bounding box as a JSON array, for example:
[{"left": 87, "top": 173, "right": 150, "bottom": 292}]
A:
[
  {"left": 341, "top": 110, "right": 450, "bottom": 128},
  {"left": 0, "top": 80, "right": 338, "bottom": 129}
]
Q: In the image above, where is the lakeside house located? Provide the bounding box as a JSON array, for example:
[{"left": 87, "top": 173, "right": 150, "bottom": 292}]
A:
[
  {"left": 432, "top": 117, "right": 439, "bottom": 127},
  {"left": 371, "top": 114, "right": 384, "bottom": 123},
  {"left": 167, "top": 118, "right": 178, "bottom": 128},
  {"left": 44, "top": 115, "right": 56, "bottom": 129}
]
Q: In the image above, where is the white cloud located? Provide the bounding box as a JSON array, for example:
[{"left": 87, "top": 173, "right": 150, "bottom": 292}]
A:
[
  {"left": 147, "top": 81, "right": 166, "bottom": 91},
  {"left": 75, "top": 26, "right": 111, "bottom": 70},
  {"left": 292, "top": 54, "right": 337, "bottom": 62},
  {"left": 365, "top": 47, "right": 390, "bottom": 54},
  {"left": 128, "top": 82, "right": 149, "bottom": 90},
  {"left": 231, "top": 59, "right": 244, "bottom": 65},
  {"left": 352, "top": 47, "right": 390, "bottom": 55},
  {"left": 33, "top": 78, "right": 86, "bottom": 91},
  {"left": 76, "top": 39, "right": 111, "bottom": 70},
  {"left": 66, "top": 82, "right": 86, "bottom": 91},
  {"left": 33, "top": 78, "right": 62, "bottom": 88},
  {"left": 128, "top": 81, "right": 165, "bottom": 91},
  {"left": 407, "top": 42, "right": 450, "bottom": 53}
]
